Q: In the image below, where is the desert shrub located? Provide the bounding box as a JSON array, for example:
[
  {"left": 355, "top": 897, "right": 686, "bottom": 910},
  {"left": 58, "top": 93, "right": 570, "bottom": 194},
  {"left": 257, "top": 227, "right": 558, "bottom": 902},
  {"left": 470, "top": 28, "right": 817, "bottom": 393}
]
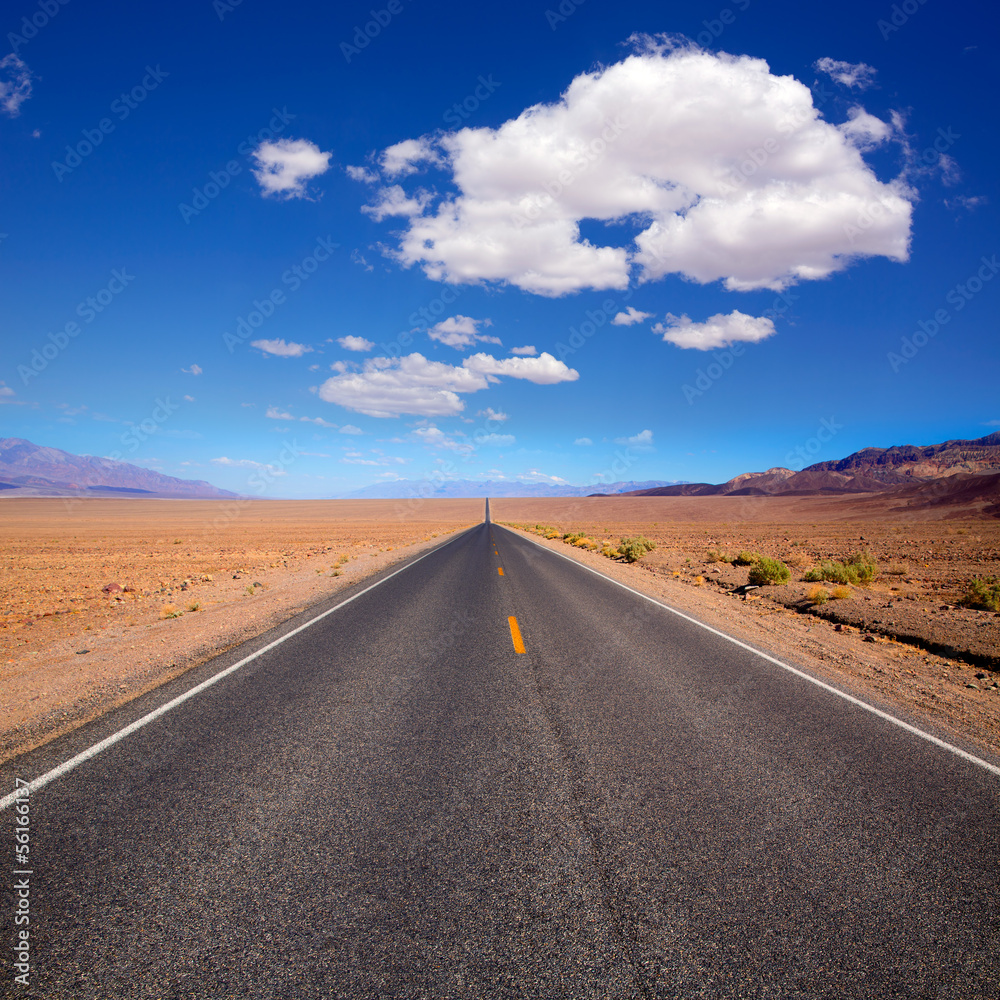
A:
[
  {"left": 803, "top": 551, "right": 878, "bottom": 586},
  {"left": 831, "top": 586, "right": 852, "bottom": 600},
  {"left": 807, "top": 585, "right": 829, "bottom": 604},
  {"left": 706, "top": 549, "right": 732, "bottom": 564},
  {"left": 884, "top": 561, "right": 909, "bottom": 576},
  {"left": 572, "top": 536, "right": 592, "bottom": 548},
  {"left": 187, "top": 602, "right": 201, "bottom": 612},
  {"left": 618, "top": 536, "right": 656, "bottom": 563},
  {"left": 160, "top": 603, "right": 182, "bottom": 619},
  {"left": 959, "top": 576, "right": 1000, "bottom": 612},
  {"left": 733, "top": 550, "right": 762, "bottom": 566},
  {"left": 694, "top": 575, "right": 705, "bottom": 586},
  {"left": 748, "top": 557, "right": 790, "bottom": 586}
]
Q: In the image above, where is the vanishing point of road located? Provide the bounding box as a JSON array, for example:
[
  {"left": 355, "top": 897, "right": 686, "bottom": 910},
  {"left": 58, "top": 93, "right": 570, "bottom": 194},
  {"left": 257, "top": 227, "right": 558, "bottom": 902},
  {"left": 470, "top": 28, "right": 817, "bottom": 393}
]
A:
[{"left": 2, "top": 501, "right": 998, "bottom": 997}]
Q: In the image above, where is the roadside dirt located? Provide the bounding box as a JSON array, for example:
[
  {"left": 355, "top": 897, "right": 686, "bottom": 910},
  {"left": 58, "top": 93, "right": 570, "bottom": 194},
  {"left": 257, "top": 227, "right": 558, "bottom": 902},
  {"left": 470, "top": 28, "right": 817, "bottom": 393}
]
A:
[
  {"left": 0, "top": 498, "right": 480, "bottom": 764},
  {"left": 492, "top": 496, "right": 1000, "bottom": 764}
]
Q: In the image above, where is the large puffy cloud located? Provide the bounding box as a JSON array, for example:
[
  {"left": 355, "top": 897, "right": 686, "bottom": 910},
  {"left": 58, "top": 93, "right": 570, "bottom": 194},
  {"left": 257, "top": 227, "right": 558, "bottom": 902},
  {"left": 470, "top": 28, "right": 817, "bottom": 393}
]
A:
[
  {"left": 359, "top": 40, "right": 912, "bottom": 296},
  {"left": 652, "top": 310, "right": 775, "bottom": 350},
  {"left": 252, "top": 138, "right": 332, "bottom": 199},
  {"left": 319, "top": 351, "right": 578, "bottom": 417}
]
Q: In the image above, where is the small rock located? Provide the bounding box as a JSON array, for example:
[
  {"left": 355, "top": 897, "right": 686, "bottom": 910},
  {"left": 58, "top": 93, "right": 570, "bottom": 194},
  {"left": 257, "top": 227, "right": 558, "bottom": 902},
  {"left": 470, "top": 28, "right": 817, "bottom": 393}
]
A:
[
  {"left": 975, "top": 672, "right": 988, "bottom": 680},
  {"left": 966, "top": 683, "right": 980, "bottom": 690},
  {"left": 834, "top": 623, "right": 844, "bottom": 632},
  {"left": 75, "top": 649, "right": 89, "bottom": 655},
  {"left": 862, "top": 635, "right": 876, "bottom": 643},
  {"left": 101, "top": 582, "right": 122, "bottom": 594}
]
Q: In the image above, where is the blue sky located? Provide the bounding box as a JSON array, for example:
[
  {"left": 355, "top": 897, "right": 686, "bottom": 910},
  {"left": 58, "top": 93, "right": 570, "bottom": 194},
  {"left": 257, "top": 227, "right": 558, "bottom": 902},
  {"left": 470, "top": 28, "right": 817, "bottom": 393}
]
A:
[{"left": 2, "top": 0, "right": 997, "bottom": 497}]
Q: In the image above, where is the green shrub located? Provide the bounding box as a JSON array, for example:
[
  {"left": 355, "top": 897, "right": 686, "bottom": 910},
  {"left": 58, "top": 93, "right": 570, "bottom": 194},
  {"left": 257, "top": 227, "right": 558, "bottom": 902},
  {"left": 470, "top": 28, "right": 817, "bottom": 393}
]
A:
[
  {"left": 959, "top": 576, "right": 1000, "bottom": 612},
  {"left": 803, "top": 551, "right": 878, "bottom": 586},
  {"left": 733, "top": 550, "right": 762, "bottom": 566},
  {"left": 748, "top": 557, "right": 790, "bottom": 586},
  {"left": 618, "top": 536, "right": 656, "bottom": 563},
  {"left": 706, "top": 548, "right": 732, "bottom": 564}
]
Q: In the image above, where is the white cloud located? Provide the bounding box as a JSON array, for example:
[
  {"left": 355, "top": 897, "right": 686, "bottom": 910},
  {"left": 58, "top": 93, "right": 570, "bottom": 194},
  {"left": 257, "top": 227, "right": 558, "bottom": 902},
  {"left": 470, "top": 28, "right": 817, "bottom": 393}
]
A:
[
  {"left": 300, "top": 415, "right": 338, "bottom": 428},
  {"left": 251, "top": 138, "right": 332, "bottom": 199},
  {"left": 510, "top": 345, "right": 537, "bottom": 355},
  {"left": 478, "top": 407, "right": 508, "bottom": 422},
  {"left": 815, "top": 57, "right": 877, "bottom": 90},
  {"left": 361, "top": 184, "right": 431, "bottom": 222},
  {"left": 945, "top": 195, "right": 987, "bottom": 212},
  {"left": 266, "top": 406, "right": 295, "bottom": 420},
  {"left": 362, "top": 41, "right": 911, "bottom": 296},
  {"left": 182, "top": 364, "right": 203, "bottom": 376},
  {"left": 838, "top": 106, "right": 892, "bottom": 151},
  {"left": 319, "top": 350, "right": 576, "bottom": 418},
  {"left": 574, "top": 437, "right": 592, "bottom": 446},
  {"left": 380, "top": 137, "right": 441, "bottom": 177},
  {"left": 339, "top": 424, "right": 364, "bottom": 434},
  {"left": 346, "top": 165, "right": 379, "bottom": 183},
  {"left": 211, "top": 457, "right": 287, "bottom": 476},
  {"left": 183, "top": 394, "right": 195, "bottom": 402},
  {"left": 476, "top": 432, "right": 515, "bottom": 446},
  {"left": 612, "top": 307, "right": 653, "bottom": 326},
  {"left": 615, "top": 429, "right": 654, "bottom": 449},
  {"left": 653, "top": 310, "right": 775, "bottom": 350},
  {"left": 338, "top": 335, "right": 375, "bottom": 351},
  {"left": 428, "top": 315, "right": 501, "bottom": 349},
  {"left": 0, "top": 383, "right": 14, "bottom": 397},
  {"left": 252, "top": 338, "right": 313, "bottom": 357},
  {"left": 0, "top": 55, "right": 32, "bottom": 117},
  {"left": 462, "top": 352, "right": 579, "bottom": 385},
  {"left": 319, "top": 353, "right": 487, "bottom": 418}
]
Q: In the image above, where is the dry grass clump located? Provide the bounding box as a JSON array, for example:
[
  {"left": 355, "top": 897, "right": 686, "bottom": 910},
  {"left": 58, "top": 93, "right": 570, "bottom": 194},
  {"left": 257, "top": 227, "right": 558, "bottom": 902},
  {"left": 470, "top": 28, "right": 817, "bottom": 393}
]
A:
[
  {"left": 160, "top": 603, "right": 182, "bottom": 619},
  {"left": 831, "top": 585, "right": 852, "bottom": 600},
  {"left": 807, "top": 585, "right": 829, "bottom": 604}
]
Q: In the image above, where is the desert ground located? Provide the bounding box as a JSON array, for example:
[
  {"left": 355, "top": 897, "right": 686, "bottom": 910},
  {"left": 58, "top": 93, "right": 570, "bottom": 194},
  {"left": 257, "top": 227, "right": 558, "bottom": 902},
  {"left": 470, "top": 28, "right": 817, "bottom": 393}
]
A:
[
  {"left": 3, "top": 492, "right": 999, "bottom": 767},
  {"left": 491, "top": 494, "right": 1000, "bottom": 759},
  {"left": 0, "top": 498, "right": 481, "bottom": 762}
]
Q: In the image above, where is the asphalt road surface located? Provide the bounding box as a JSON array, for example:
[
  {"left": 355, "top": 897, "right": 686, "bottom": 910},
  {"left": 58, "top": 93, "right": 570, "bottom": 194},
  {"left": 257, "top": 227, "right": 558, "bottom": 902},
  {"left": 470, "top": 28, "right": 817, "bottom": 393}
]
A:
[{"left": 3, "top": 502, "right": 999, "bottom": 998}]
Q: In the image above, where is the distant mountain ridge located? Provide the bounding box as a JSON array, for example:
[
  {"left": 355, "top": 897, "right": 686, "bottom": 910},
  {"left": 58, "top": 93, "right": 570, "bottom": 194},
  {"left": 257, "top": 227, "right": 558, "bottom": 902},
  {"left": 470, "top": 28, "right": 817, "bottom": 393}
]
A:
[
  {"left": 619, "top": 433, "right": 1000, "bottom": 499},
  {"left": 0, "top": 438, "right": 238, "bottom": 499},
  {"left": 339, "top": 478, "right": 683, "bottom": 500}
]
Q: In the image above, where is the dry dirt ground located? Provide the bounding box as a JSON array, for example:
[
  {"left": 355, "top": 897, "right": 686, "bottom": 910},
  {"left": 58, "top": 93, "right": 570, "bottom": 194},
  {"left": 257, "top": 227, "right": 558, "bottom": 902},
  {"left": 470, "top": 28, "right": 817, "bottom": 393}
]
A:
[
  {"left": 0, "top": 498, "right": 481, "bottom": 763},
  {"left": 491, "top": 495, "right": 1000, "bottom": 764}
]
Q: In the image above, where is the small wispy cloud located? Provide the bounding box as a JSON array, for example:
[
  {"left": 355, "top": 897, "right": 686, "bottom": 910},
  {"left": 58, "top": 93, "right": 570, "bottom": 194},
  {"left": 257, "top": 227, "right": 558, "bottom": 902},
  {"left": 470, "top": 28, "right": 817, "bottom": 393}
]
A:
[
  {"left": 252, "top": 338, "right": 313, "bottom": 357},
  {"left": 338, "top": 335, "right": 375, "bottom": 352},
  {"left": 182, "top": 364, "right": 203, "bottom": 376},
  {"left": 251, "top": 138, "right": 332, "bottom": 199}
]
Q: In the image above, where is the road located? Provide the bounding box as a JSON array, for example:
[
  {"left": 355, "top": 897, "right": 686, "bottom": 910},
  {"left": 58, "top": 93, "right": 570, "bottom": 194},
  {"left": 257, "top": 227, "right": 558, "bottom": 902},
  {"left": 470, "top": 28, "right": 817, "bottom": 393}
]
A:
[{"left": 2, "top": 502, "right": 999, "bottom": 998}]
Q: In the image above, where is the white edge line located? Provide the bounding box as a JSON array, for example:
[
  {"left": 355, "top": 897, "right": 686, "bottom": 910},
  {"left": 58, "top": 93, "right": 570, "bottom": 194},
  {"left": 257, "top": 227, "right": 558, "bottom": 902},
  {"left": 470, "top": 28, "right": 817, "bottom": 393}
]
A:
[
  {"left": 501, "top": 524, "right": 1000, "bottom": 780},
  {"left": 0, "top": 525, "right": 479, "bottom": 812}
]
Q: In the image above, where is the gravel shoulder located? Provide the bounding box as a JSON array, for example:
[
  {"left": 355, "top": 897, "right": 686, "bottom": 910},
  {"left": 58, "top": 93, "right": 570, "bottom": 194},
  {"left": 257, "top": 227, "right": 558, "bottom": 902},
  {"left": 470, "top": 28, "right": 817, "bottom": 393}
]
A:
[{"left": 497, "top": 523, "right": 1000, "bottom": 766}]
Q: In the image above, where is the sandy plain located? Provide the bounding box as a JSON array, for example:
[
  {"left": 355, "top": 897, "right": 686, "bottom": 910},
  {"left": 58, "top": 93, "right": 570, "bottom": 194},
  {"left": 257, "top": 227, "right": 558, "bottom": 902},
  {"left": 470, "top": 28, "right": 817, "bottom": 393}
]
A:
[
  {"left": 2, "top": 492, "right": 999, "bottom": 768},
  {"left": 491, "top": 494, "right": 1000, "bottom": 761},
  {"left": 0, "top": 498, "right": 481, "bottom": 763}
]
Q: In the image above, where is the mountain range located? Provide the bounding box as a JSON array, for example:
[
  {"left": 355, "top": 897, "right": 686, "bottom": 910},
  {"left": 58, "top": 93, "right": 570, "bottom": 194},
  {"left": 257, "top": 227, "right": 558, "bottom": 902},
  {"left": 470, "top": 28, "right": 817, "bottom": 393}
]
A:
[
  {"left": 1, "top": 432, "right": 998, "bottom": 505},
  {"left": 615, "top": 432, "right": 1000, "bottom": 498},
  {"left": 0, "top": 438, "right": 238, "bottom": 499}
]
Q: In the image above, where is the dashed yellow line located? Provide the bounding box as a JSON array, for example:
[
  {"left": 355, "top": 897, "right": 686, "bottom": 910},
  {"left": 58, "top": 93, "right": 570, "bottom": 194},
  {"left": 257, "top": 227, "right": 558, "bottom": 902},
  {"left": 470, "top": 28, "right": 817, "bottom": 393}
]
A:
[
  {"left": 498, "top": 567, "right": 504, "bottom": 576},
  {"left": 508, "top": 616, "right": 526, "bottom": 654}
]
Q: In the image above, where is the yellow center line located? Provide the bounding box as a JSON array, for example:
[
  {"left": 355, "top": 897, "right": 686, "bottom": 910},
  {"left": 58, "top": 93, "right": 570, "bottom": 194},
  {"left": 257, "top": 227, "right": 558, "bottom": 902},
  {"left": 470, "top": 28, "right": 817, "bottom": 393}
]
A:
[
  {"left": 508, "top": 616, "right": 526, "bottom": 654},
  {"left": 498, "top": 567, "right": 504, "bottom": 576}
]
